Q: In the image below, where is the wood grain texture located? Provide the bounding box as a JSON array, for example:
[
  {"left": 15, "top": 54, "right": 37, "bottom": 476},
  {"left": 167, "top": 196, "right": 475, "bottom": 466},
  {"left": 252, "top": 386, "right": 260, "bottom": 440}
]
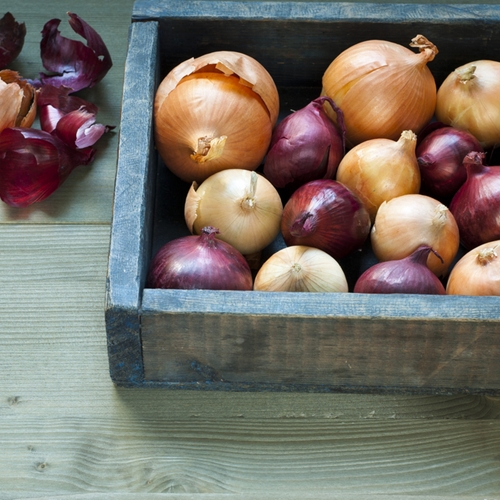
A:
[{"left": 1, "top": 1, "right": 500, "bottom": 498}]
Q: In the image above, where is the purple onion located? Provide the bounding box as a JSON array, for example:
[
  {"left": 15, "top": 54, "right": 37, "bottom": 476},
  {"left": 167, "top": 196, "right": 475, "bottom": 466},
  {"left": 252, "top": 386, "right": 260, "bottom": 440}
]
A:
[
  {"left": 263, "top": 96, "right": 345, "bottom": 190},
  {"left": 416, "top": 124, "right": 483, "bottom": 200},
  {"left": 353, "top": 245, "right": 445, "bottom": 295},
  {"left": 147, "top": 226, "right": 253, "bottom": 290},
  {"left": 450, "top": 151, "right": 500, "bottom": 250},
  {"left": 281, "top": 179, "right": 371, "bottom": 259},
  {"left": 0, "top": 13, "right": 26, "bottom": 69},
  {"left": 37, "top": 13, "right": 112, "bottom": 92}
]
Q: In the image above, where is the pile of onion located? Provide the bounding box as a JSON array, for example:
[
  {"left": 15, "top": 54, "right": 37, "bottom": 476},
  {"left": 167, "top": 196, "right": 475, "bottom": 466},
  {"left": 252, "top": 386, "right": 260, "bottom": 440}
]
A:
[
  {"left": 336, "top": 130, "right": 421, "bottom": 221},
  {"left": 147, "top": 226, "right": 253, "bottom": 290},
  {"left": 154, "top": 51, "right": 280, "bottom": 183},
  {"left": 254, "top": 245, "right": 348, "bottom": 293},
  {"left": 446, "top": 240, "right": 500, "bottom": 296},
  {"left": 371, "top": 194, "right": 460, "bottom": 277},
  {"left": 436, "top": 60, "right": 500, "bottom": 149},
  {"left": 185, "top": 169, "right": 283, "bottom": 256},
  {"left": 322, "top": 35, "right": 438, "bottom": 147}
]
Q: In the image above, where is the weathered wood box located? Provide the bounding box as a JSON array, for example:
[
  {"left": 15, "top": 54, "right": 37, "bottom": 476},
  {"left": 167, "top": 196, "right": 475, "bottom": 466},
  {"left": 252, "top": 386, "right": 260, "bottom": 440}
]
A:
[{"left": 105, "top": 0, "right": 500, "bottom": 394}]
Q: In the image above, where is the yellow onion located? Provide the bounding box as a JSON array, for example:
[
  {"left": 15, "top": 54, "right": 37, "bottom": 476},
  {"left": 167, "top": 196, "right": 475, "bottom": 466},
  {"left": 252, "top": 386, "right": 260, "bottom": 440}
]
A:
[
  {"left": 446, "top": 240, "right": 500, "bottom": 296},
  {"left": 154, "top": 51, "right": 279, "bottom": 184},
  {"left": 0, "top": 70, "right": 38, "bottom": 133},
  {"left": 322, "top": 35, "right": 438, "bottom": 147},
  {"left": 371, "top": 194, "right": 460, "bottom": 277},
  {"left": 335, "top": 130, "right": 421, "bottom": 221},
  {"left": 435, "top": 60, "right": 500, "bottom": 149},
  {"left": 185, "top": 169, "right": 283, "bottom": 256},
  {"left": 254, "top": 245, "right": 348, "bottom": 293}
]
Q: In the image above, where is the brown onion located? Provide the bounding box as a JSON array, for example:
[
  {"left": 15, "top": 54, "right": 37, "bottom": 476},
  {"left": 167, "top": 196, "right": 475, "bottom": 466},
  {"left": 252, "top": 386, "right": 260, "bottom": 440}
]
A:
[
  {"left": 446, "top": 240, "right": 500, "bottom": 296},
  {"left": 354, "top": 245, "right": 445, "bottom": 295},
  {"left": 185, "top": 169, "right": 283, "bottom": 256},
  {"left": 322, "top": 35, "right": 438, "bottom": 147},
  {"left": 436, "top": 60, "right": 500, "bottom": 149},
  {"left": 335, "top": 130, "right": 421, "bottom": 221},
  {"left": 281, "top": 179, "right": 371, "bottom": 260},
  {"left": 254, "top": 245, "right": 348, "bottom": 292},
  {"left": 450, "top": 151, "right": 500, "bottom": 250},
  {"left": 371, "top": 194, "right": 460, "bottom": 277},
  {"left": 154, "top": 51, "right": 279, "bottom": 184},
  {"left": 147, "top": 226, "right": 253, "bottom": 290}
]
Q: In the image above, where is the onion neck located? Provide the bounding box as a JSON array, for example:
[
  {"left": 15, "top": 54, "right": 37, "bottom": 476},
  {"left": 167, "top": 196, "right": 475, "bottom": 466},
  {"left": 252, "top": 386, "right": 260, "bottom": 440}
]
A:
[
  {"left": 241, "top": 171, "right": 258, "bottom": 211},
  {"left": 455, "top": 65, "right": 476, "bottom": 85},
  {"left": 477, "top": 246, "right": 498, "bottom": 266},
  {"left": 397, "top": 130, "right": 417, "bottom": 155},
  {"left": 410, "top": 34, "right": 439, "bottom": 66},
  {"left": 290, "top": 211, "right": 315, "bottom": 237},
  {"left": 464, "top": 151, "right": 488, "bottom": 178},
  {"left": 191, "top": 135, "right": 227, "bottom": 163},
  {"left": 432, "top": 203, "right": 449, "bottom": 229},
  {"left": 200, "top": 226, "right": 220, "bottom": 247}
]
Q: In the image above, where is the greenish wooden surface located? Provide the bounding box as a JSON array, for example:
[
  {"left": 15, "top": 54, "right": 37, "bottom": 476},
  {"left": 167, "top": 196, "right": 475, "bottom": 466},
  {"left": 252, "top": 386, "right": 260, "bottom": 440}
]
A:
[{"left": 1, "top": 1, "right": 500, "bottom": 498}]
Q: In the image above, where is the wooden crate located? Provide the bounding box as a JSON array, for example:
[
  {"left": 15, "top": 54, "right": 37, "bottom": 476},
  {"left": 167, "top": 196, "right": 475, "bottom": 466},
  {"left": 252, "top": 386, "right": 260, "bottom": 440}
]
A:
[{"left": 105, "top": 0, "right": 500, "bottom": 394}]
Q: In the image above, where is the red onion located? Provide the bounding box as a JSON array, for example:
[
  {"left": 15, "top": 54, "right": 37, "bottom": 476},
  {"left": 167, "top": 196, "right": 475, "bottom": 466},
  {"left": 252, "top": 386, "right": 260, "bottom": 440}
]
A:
[
  {"left": 263, "top": 96, "right": 345, "bottom": 190},
  {"left": 0, "top": 13, "right": 26, "bottom": 69},
  {"left": 0, "top": 127, "right": 95, "bottom": 207},
  {"left": 37, "top": 13, "right": 112, "bottom": 92},
  {"left": 147, "top": 226, "right": 253, "bottom": 290},
  {"left": 281, "top": 179, "right": 371, "bottom": 259},
  {"left": 450, "top": 151, "right": 500, "bottom": 250},
  {"left": 416, "top": 124, "right": 483, "bottom": 200},
  {"left": 353, "top": 245, "right": 445, "bottom": 294}
]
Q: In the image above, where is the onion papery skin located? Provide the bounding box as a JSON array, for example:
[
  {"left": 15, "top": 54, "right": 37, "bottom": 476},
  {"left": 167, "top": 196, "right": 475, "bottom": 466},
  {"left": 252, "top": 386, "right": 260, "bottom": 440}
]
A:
[
  {"left": 335, "top": 130, "right": 421, "bottom": 221},
  {"left": 354, "top": 245, "right": 446, "bottom": 295},
  {"left": 446, "top": 240, "right": 500, "bottom": 296},
  {"left": 147, "top": 226, "right": 253, "bottom": 290},
  {"left": 263, "top": 96, "right": 345, "bottom": 190},
  {"left": 154, "top": 51, "right": 279, "bottom": 184},
  {"left": 185, "top": 169, "right": 283, "bottom": 256},
  {"left": 321, "top": 35, "right": 438, "bottom": 147},
  {"left": 449, "top": 151, "right": 500, "bottom": 250},
  {"left": 435, "top": 60, "right": 500, "bottom": 149},
  {"left": 416, "top": 124, "right": 483, "bottom": 201},
  {"left": 281, "top": 179, "right": 371, "bottom": 260},
  {"left": 371, "top": 194, "right": 460, "bottom": 277},
  {"left": 254, "top": 245, "right": 348, "bottom": 292}
]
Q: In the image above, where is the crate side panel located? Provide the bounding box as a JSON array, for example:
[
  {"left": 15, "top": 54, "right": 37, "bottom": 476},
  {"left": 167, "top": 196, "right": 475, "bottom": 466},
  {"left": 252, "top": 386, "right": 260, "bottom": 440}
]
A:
[
  {"left": 105, "top": 21, "right": 159, "bottom": 385},
  {"left": 140, "top": 291, "right": 500, "bottom": 393}
]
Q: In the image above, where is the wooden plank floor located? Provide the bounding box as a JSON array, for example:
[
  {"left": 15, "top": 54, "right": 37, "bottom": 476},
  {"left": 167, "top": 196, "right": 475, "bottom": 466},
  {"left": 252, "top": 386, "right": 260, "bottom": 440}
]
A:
[{"left": 1, "top": 1, "right": 500, "bottom": 499}]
